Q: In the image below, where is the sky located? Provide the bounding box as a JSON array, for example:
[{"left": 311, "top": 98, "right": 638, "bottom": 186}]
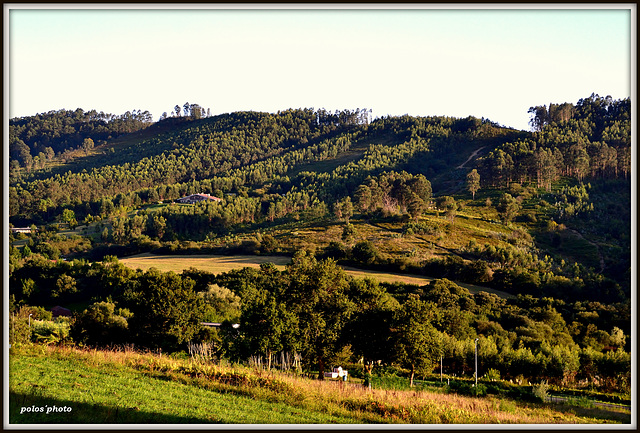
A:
[{"left": 6, "top": 5, "right": 634, "bottom": 131}]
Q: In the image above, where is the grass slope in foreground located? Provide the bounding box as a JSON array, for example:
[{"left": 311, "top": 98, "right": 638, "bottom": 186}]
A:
[{"left": 9, "top": 345, "right": 630, "bottom": 425}]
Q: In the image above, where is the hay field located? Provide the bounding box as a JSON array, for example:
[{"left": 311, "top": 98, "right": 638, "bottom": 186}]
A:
[{"left": 119, "top": 253, "right": 512, "bottom": 298}]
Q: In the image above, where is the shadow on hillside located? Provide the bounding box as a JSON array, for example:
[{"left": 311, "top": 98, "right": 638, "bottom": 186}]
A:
[{"left": 9, "top": 391, "right": 222, "bottom": 424}]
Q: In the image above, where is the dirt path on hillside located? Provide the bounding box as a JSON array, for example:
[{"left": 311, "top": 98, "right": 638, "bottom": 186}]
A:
[{"left": 457, "top": 146, "right": 486, "bottom": 169}]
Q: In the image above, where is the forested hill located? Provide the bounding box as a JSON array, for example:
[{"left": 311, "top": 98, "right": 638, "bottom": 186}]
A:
[
  {"left": 8, "top": 107, "right": 519, "bottom": 218},
  {"left": 9, "top": 94, "right": 631, "bottom": 305}
]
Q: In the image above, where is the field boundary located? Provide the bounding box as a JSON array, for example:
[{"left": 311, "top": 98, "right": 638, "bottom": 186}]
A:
[{"left": 119, "top": 253, "right": 513, "bottom": 298}]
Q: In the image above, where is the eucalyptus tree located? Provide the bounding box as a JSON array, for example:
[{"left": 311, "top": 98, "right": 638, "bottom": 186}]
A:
[{"left": 466, "top": 169, "right": 480, "bottom": 199}]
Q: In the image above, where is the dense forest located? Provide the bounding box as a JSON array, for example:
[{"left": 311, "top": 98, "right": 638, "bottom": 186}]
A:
[{"left": 9, "top": 94, "right": 631, "bottom": 396}]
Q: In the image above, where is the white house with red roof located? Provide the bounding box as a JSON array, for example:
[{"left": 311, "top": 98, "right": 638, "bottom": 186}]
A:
[{"left": 176, "top": 193, "right": 222, "bottom": 204}]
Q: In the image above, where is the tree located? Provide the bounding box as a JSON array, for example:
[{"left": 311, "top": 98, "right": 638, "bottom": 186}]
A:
[
  {"left": 334, "top": 196, "right": 353, "bottom": 223},
  {"left": 285, "top": 251, "right": 355, "bottom": 379},
  {"left": 82, "top": 137, "right": 94, "bottom": 155},
  {"left": 352, "top": 240, "right": 378, "bottom": 265},
  {"left": 355, "top": 184, "right": 373, "bottom": 213},
  {"left": 240, "top": 284, "right": 296, "bottom": 369},
  {"left": 124, "top": 269, "right": 206, "bottom": 351},
  {"left": 407, "top": 193, "right": 428, "bottom": 221},
  {"left": 39, "top": 198, "right": 54, "bottom": 219},
  {"left": 344, "top": 278, "right": 399, "bottom": 364},
  {"left": 150, "top": 215, "right": 167, "bottom": 240},
  {"left": 52, "top": 274, "right": 78, "bottom": 300},
  {"left": 496, "top": 193, "right": 520, "bottom": 223},
  {"left": 528, "top": 105, "right": 549, "bottom": 131},
  {"left": 549, "top": 102, "right": 574, "bottom": 123},
  {"left": 393, "top": 294, "right": 442, "bottom": 386},
  {"left": 71, "top": 301, "right": 130, "bottom": 346},
  {"left": 436, "top": 196, "right": 457, "bottom": 223},
  {"left": 61, "top": 208, "right": 77, "bottom": 229},
  {"left": 567, "top": 144, "right": 590, "bottom": 181},
  {"left": 466, "top": 169, "right": 480, "bottom": 199},
  {"left": 201, "top": 284, "right": 241, "bottom": 323}
]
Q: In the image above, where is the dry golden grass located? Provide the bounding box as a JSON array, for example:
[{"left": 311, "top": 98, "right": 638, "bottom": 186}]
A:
[
  {"left": 32, "top": 345, "right": 627, "bottom": 425},
  {"left": 120, "top": 252, "right": 511, "bottom": 297}
]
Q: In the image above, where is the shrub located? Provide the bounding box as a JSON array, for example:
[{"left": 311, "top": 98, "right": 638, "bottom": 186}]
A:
[
  {"left": 341, "top": 223, "right": 357, "bottom": 242},
  {"left": 71, "top": 301, "right": 130, "bottom": 347},
  {"left": 351, "top": 240, "right": 378, "bottom": 265},
  {"left": 9, "top": 307, "right": 32, "bottom": 346},
  {"left": 403, "top": 221, "right": 437, "bottom": 236},
  {"left": 22, "top": 305, "right": 52, "bottom": 321},
  {"left": 532, "top": 380, "right": 549, "bottom": 402},
  {"left": 31, "top": 320, "right": 71, "bottom": 345},
  {"left": 322, "top": 241, "right": 349, "bottom": 260},
  {"left": 484, "top": 368, "right": 501, "bottom": 381}
]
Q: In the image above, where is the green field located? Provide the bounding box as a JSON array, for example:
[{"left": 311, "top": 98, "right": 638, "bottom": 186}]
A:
[
  {"left": 119, "top": 253, "right": 514, "bottom": 298},
  {"left": 9, "top": 345, "right": 630, "bottom": 425}
]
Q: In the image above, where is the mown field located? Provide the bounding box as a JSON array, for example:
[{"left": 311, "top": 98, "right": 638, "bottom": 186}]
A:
[
  {"left": 9, "top": 345, "right": 631, "bottom": 425},
  {"left": 118, "top": 253, "right": 514, "bottom": 298}
]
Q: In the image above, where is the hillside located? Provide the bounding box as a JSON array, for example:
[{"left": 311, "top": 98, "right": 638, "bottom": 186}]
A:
[
  {"left": 8, "top": 95, "right": 632, "bottom": 420},
  {"left": 9, "top": 97, "right": 630, "bottom": 301},
  {"left": 9, "top": 344, "right": 631, "bottom": 424}
]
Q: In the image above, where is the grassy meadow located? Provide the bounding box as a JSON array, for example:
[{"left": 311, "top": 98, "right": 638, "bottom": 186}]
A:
[
  {"left": 9, "top": 344, "right": 631, "bottom": 425},
  {"left": 118, "top": 253, "right": 513, "bottom": 298}
]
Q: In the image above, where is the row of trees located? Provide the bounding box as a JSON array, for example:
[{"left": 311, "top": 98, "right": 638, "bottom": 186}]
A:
[
  {"left": 10, "top": 105, "right": 511, "bottom": 225},
  {"left": 479, "top": 140, "right": 630, "bottom": 190},
  {"left": 354, "top": 171, "right": 432, "bottom": 220},
  {"left": 528, "top": 93, "right": 629, "bottom": 137},
  {"left": 9, "top": 109, "right": 358, "bottom": 221},
  {"left": 9, "top": 252, "right": 629, "bottom": 392},
  {"left": 160, "top": 102, "right": 211, "bottom": 120},
  {"left": 482, "top": 94, "right": 630, "bottom": 189},
  {"left": 9, "top": 108, "right": 153, "bottom": 171}
]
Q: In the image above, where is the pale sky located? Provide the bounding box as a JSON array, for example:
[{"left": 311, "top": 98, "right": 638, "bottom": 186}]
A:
[{"left": 5, "top": 5, "right": 634, "bottom": 131}]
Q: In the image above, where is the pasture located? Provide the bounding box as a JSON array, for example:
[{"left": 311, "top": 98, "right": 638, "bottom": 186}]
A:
[{"left": 119, "top": 253, "right": 513, "bottom": 298}]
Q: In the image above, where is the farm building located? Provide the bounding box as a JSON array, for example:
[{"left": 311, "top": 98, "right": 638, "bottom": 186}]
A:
[
  {"left": 176, "top": 193, "right": 222, "bottom": 204},
  {"left": 51, "top": 306, "right": 72, "bottom": 318},
  {"left": 10, "top": 227, "right": 32, "bottom": 234}
]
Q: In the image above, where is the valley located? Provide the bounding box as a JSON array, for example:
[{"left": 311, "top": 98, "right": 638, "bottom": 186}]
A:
[{"left": 8, "top": 96, "right": 632, "bottom": 425}]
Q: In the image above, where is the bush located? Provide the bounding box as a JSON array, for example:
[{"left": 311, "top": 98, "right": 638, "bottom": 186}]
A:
[
  {"left": 9, "top": 307, "right": 32, "bottom": 346},
  {"left": 341, "top": 224, "right": 357, "bottom": 242},
  {"left": 403, "top": 221, "right": 437, "bottom": 236},
  {"left": 71, "top": 301, "right": 130, "bottom": 347},
  {"left": 532, "top": 380, "right": 549, "bottom": 402},
  {"left": 31, "top": 320, "right": 71, "bottom": 345},
  {"left": 22, "top": 305, "right": 52, "bottom": 321},
  {"left": 321, "top": 241, "right": 349, "bottom": 261},
  {"left": 351, "top": 240, "right": 378, "bottom": 265},
  {"left": 484, "top": 368, "right": 501, "bottom": 381}
]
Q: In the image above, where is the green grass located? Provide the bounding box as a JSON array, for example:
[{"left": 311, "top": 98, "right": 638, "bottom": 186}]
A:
[
  {"left": 9, "top": 345, "right": 631, "bottom": 425},
  {"left": 9, "top": 345, "right": 356, "bottom": 424}
]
